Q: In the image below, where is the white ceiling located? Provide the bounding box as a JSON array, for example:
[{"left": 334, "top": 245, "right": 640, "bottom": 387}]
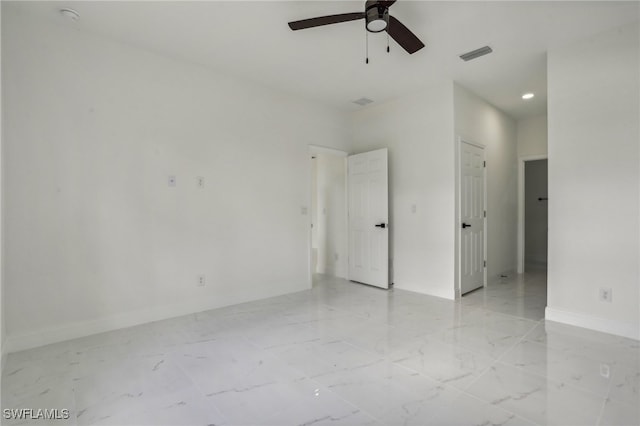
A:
[{"left": 8, "top": 1, "right": 640, "bottom": 119}]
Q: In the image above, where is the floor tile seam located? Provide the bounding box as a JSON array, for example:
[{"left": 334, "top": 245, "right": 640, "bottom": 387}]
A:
[
  {"left": 72, "top": 386, "right": 154, "bottom": 426},
  {"left": 2, "top": 374, "right": 80, "bottom": 422},
  {"left": 384, "top": 361, "right": 544, "bottom": 426},
  {"left": 387, "top": 356, "right": 478, "bottom": 393},
  {"left": 454, "top": 362, "right": 606, "bottom": 426},
  {"left": 336, "top": 338, "right": 394, "bottom": 363},
  {"left": 472, "top": 304, "right": 544, "bottom": 324},
  {"left": 458, "top": 318, "right": 543, "bottom": 395},
  {"left": 265, "top": 340, "right": 363, "bottom": 380},
  {"left": 490, "top": 317, "right": 542, "bottom": 364},
  {"left": 490, "top": 358, "right": 612, "bottom": 402},
  {"left": 511, "top": 336, "right": 635, "bottom": 376},
  {"left": 596, "top": 356, "right": 633, "bottom": 426},
  {"left": 494, "top": 356, "right": 615, "bottom": 400},
  {"left": 67, "top": 373, "right": 80, "bottom": 423},
  {"left": 407, "top": 331, "right": 493, "bottom": 359},
  {"left": 523, "top": 324, "right": 640, "bottom": 360},
  {"left": 416, "top": 320, "right": 538, "bottom": 361},
  {"left": 168, "top": 352, "right": 239, "bottom": 425},
  {"left": 595, "top": 373, "right": 618, "bottom": 426},
  {"left": 386, "top": 354, "right": 473, "bottom": 385},
  {"left": 443, "top": 388, "right": 544, "bottom": 426},
  {"left": 441, "top": 316, "right": 542, "bottom": 337},
  {"left": 312, "top": 299, "right": 387, "bottom": 323}
]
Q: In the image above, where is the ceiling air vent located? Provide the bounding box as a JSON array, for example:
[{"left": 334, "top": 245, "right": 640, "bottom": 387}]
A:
[
  {"left": 459, "top": 46, "right": 493, "bottom": 62},
  {"left": 353, "top": 97, "right": 374, "bottom": 106}
]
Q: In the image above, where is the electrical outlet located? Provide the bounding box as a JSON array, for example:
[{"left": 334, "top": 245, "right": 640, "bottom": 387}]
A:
[
  {"left": 197, "top": 275, "right": 206, "bottom": 287},
  {"left": 168, "top": 175, "right": 176, "bottom": 187},
  {"left": 411, "top": 204, "right": 417, "bottom": 213},
  {"left": 301, "top": 207, "right": 308, "bottom": 215},
  {"left": 600, "top": 363, "right": 610, "bottom": 378},
  {"left": 599, "top": 288, "right": 612, "bottom": 303},
  {"left": 196, "top": 176, "right": 205, "bottom": 188}
]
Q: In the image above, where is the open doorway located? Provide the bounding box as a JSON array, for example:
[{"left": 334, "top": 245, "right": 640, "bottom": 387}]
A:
[
  {"left": 524, "top": 159, "right": 548, "bottom": 270},
  {"left": 309, "top": 146, "right": 348, "bottom": 286},
  {"left": 517, "top": 156, "right": 548, "bottom": 274}
]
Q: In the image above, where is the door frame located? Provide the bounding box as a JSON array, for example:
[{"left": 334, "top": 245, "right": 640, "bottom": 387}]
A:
[
  {"left": 517, "top": 155, "right": 548, "bottom": 274},
  {"left": 308, "top": 145, "right": 348, "bottom": 288},
  {"left": 455, "top": 137, "right": 487, "bottom": 298}
]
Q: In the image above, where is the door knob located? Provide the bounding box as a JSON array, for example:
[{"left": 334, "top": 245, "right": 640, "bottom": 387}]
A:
[
  {"left": 375, "top": 223, "right": 387, "bottom": 228},
  {"left": 462, "top": 223, "right": 471, "bottom": 228}
]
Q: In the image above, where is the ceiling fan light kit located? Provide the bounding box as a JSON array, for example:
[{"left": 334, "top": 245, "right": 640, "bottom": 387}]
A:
[
  {"left": 288, "top": 0, "right": 425, "bottom": 59},
  {"left": 365, "top": 4, "right": 389, "bottom": 32}
]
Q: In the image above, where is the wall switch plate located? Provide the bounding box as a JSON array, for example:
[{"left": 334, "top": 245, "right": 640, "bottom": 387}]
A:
[
  {"left": 600, "top": 363, "right": 610, "bottom": 378},
  {"left": 599, "top": 287, "right": 612, "bottom": 303},
  {"left": 168, "top": 175, "right": 176, "bottom": 187},
  {"left": 196, "top": 176, "right": 205, "bottom": 188},
  {"left": 197, "top": 275, "right": 206, "bottom": 287}
]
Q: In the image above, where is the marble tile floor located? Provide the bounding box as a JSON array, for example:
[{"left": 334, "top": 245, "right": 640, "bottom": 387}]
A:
[{"left": 2, "top": 271, "right": 638, "bottom": 426}]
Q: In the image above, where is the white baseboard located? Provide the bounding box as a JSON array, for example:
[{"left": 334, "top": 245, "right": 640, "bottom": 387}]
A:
[
  {"left": 545, "top": 306, "right": 640, "bottom": 341},
  {"left": 5, "top": 287, "right": 300, "bottom": 354}
]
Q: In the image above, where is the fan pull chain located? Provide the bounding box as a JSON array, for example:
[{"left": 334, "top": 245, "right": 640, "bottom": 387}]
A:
[
  {"left": 387, "top": 32, "right": 390, "bottom": 53},
  {"left": 366, "top": 31, "right": 369, "bottom": 64}
]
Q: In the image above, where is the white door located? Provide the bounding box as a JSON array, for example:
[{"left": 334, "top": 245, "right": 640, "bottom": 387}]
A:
[
  {"left": 460, "top": 142, "right": 485, "bottom": 294},
  {"left": 348, "top": 149, "right": 389, "bottom": 289}
]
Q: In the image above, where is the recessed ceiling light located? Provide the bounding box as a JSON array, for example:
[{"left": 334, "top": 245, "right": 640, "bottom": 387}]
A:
[
  {"left": 522, "top": 93, "right": 535, "bottom": 100},
  {"left": 59, "top": 8, "right": 80, "bottom": 21}
]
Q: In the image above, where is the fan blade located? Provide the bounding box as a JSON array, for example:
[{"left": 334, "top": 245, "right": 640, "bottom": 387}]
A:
[
  {"left": 288, "top": 13, "right": 365, "bottom": 31},
  {"left": 386, "top": 15, "right": 425, "bottom": 54}
]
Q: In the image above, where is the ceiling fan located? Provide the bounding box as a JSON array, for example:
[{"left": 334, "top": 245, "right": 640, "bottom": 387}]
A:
[{"left": 288, "top": 0, "right": 425, "bottom": 55}]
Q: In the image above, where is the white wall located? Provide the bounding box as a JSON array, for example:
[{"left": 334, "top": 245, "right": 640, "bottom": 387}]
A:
[
  {"left": 454, "top": 84, "right": 518, "bottom": 285},
  {"left": 546, "top": 22, "right": 639, "bottom": 340},
  {"left": 350, "top": 82, "right": 456, "bottom": 299},
  {"left": 517, "top": 114, "right": 548, "bottom": 158},
  {"left": 314, "top": 153, "right": 347, "bottom": 278},
  {"left": 2, "top": 8, "right": 349, "bottom": 351},
  {"left": 0, "top": 0, "right": 5, "bottom": 372}
]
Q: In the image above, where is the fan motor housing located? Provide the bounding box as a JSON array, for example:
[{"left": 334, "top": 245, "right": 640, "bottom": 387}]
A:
[{"left": 365, "top": 4, "right": 389, "bottom": 33}]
